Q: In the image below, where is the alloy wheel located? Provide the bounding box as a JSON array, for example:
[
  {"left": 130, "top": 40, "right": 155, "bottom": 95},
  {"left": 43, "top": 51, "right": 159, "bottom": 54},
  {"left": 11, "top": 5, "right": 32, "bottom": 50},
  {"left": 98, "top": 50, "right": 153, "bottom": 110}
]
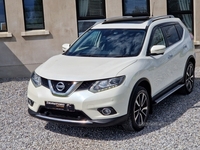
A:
[
  {"left": 185, "top": 63, "right": 194, "bottom": 92},
  {"left": 133, "top": 91, "right": 149, "bottom": 126}
]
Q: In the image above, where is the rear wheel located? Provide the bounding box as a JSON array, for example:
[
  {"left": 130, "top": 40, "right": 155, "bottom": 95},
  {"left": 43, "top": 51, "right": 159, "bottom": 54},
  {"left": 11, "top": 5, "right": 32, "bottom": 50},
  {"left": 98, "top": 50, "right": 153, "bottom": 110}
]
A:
[
  {"left": 179, "top": 62, "right": 195, "bottom": 94},
  {"left": 122, "top": 86, "right": 150, "bottom": 131}
]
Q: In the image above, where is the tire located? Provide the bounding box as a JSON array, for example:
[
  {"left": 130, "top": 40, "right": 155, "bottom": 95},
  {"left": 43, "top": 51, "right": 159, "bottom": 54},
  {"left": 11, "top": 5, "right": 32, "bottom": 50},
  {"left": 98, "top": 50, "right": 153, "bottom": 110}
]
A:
[
  {"left": 179, "top": 62, "right": 195, "bottom": 94},
  {"left": 122, "top": 86, "right": 150, "bottom": 131}
]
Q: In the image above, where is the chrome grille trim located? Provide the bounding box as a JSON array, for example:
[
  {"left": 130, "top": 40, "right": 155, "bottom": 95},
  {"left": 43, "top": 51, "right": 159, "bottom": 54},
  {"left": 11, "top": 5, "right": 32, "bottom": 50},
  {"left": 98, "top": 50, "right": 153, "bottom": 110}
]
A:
[{"left": 48, "top": 80, "right": 83, "bottom": 97}]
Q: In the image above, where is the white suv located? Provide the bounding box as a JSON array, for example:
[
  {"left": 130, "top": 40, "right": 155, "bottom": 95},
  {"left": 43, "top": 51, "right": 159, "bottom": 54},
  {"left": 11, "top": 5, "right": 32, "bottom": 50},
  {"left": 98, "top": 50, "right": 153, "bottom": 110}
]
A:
[{"left": 28, "top": 15, "right": 195, "bottom": 131}]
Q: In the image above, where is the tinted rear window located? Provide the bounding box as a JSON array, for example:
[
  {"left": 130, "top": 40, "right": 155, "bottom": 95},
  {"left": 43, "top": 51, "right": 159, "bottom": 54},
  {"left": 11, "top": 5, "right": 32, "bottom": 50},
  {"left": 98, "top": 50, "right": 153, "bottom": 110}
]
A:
[
  {"left": 175, "top": 24, "right": 183, "bottom": 38},
  {"left": 162, "top": 25, "right": 180, "bottom": 46}
]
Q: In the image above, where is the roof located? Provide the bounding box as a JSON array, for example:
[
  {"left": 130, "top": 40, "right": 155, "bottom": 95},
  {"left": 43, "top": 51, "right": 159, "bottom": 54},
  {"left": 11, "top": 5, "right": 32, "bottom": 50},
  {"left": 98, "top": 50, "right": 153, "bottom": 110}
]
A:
[{"left": 92, "top": 15, "right": 175, "bottom": 30}]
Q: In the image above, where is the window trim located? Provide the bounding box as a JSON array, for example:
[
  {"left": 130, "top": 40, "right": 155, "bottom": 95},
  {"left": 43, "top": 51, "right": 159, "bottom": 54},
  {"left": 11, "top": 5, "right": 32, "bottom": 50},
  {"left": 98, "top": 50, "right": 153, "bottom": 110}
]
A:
[
  {"left": 0, "top": 0, "right": 8, "bottom": 32},
  {"left": 22, "top": 0, "right": 45, "bottom": 31},
  {"left": 21, "top": 29, "right": 49, "bottom": 37},
  {"left": 147, "top": 22, "right": 183, "bottom": 56},
  {"left": 147, "top": 26, "right": 165, "bottom": 56},
  {"left": 122, "top": 0, "right": 150, "bottom": 16},
  {"left": 175, "top": 23, "right": 184, "bottom": 40},
  {"left": 161, "top": 24, "right": 180, "bottom": 47}
]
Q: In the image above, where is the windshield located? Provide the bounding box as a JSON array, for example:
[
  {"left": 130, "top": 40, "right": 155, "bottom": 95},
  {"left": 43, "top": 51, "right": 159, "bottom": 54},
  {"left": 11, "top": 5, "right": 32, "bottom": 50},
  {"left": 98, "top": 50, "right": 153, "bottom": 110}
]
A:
[{"left": 65, "top": 29, "right": 146, "bottom": 57}]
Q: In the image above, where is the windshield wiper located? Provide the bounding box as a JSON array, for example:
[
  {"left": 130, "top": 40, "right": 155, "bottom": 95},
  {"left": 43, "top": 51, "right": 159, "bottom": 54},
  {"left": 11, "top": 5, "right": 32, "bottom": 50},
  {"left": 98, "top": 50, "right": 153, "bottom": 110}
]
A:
[{"left": 79, "top": 54, "right": 106, "bottom": 57}]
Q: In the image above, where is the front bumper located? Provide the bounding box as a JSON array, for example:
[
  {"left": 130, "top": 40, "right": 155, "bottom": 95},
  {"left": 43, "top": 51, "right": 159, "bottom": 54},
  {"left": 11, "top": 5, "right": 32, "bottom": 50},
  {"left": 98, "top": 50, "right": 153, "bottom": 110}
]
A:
[
  {"left": 28, "top": 79, "right": 131, "bottom": 119},
  {"left": 28, "top": 108, "right": 128, "bottom": 127}
]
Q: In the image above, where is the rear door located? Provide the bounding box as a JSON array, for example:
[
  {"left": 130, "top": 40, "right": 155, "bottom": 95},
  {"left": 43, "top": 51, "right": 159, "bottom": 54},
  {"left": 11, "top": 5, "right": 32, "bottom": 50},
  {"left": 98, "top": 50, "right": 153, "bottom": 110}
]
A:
[{"left": 161, "top": 23, "right": 185, "bottom": 83}]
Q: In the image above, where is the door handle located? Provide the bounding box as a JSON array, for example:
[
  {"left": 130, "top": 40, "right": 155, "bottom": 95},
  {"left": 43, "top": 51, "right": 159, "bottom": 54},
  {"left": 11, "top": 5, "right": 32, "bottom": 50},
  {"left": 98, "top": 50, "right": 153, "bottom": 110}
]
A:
[
  {"left": 168, "top": 54, "right": 173, "bottom": 59},
  {"left": 183, "top": 45, "right": 187, "bottom": 49}
]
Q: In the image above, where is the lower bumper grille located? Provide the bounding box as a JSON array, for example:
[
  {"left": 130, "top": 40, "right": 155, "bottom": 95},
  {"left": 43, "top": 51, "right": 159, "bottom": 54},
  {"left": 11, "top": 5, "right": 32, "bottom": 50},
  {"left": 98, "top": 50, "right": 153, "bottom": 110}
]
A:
[{"left": 38, "top": 106, "right": 91, "bottom": 121}]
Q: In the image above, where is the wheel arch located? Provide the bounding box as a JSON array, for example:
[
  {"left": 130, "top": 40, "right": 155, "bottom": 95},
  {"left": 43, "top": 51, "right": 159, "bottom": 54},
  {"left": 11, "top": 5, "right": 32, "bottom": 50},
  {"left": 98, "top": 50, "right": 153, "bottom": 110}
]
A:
[
  {"left": 182, "top": 55, "right": 196, "bottom": 82},
  {"left": 187, "top": 55, "right": 196, "bottom": 66},
  {"left": 127, "top": 78, "right": 152, "bottom": 115}
]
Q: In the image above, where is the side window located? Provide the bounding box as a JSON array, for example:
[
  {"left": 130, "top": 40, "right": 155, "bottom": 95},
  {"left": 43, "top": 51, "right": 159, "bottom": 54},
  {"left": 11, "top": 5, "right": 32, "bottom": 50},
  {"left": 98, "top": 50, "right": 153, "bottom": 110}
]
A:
[
  {"left": 162, "top": 25, "right": 180, "bottom": 46},
  {"left": 149, "top": 28, "right": 166, "bottom": 49},
  {"left": 175, "top": 24, "right": 183, "bottom": 39},
  {"left": 23, "top": 0, "right": 45, "bottom": 30}
]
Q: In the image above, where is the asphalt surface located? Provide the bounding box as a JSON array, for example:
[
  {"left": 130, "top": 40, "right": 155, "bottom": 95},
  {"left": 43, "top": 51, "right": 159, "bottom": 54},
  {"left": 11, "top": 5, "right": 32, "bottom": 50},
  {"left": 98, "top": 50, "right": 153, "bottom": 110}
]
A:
[{"left": 0, "top": 67, "right": 200, "bottom": 150}]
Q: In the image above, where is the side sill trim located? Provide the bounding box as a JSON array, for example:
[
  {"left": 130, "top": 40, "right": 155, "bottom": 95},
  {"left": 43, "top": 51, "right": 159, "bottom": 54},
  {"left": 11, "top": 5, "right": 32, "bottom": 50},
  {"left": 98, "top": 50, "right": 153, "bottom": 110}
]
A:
[{"left": 153, "top": 84, "right": 184, "bottom": 104}]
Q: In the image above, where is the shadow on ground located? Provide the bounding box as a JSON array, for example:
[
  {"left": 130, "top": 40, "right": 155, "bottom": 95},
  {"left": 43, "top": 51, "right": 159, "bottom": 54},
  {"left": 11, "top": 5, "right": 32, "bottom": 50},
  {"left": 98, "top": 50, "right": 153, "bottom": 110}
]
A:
[
  {"left": 0, "top": 78, "right": 29, "bottom": 83},
  {"left": 44, "top": 78, "right": 200, "bottom": 141}
]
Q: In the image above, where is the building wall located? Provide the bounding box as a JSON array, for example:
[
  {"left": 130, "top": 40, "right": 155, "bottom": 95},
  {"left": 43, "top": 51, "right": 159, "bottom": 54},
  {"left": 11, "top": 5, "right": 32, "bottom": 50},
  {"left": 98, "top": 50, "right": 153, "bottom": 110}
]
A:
[
  {"left": 150, "top": 0, "right": 167, "bottom": 16},
  {"left": 0, "top": 0, "right": 199, "bottom": 78},
  {"left": 194, "top": 0, "right": 200, "bottom": 43},
  {"left": 0, "top": 0, "right": 78, "bottom": 78},
  {"left": 105, "top": 0, "right": 122, "bottom": 18}
]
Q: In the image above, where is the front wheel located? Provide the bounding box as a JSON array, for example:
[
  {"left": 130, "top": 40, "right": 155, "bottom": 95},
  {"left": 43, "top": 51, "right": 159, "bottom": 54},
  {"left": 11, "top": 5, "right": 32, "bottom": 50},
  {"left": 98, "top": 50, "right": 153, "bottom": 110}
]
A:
[{"left": 122, "top": 86, "right": 150, "bottom": 131}]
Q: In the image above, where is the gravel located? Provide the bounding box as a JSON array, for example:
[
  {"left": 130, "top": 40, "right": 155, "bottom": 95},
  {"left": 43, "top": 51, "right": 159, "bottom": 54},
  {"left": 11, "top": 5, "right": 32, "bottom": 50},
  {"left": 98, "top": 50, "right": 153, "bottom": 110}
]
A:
[{"left": 0, "top": 68, "right": 200, "bottom": 150}]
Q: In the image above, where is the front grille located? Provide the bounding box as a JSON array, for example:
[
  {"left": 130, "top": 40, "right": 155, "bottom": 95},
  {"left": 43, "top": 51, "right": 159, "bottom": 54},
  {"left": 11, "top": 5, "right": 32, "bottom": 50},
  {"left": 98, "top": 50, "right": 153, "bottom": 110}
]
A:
[
  {"left": 41, "top": 77, "right": 49, "bottom": 88},
  {"left": 77, "top": 81, "right": 94, "bottom": 91},
  {"left": 51, "top": 80, "right": 73, "bottom": 93},
  {"left": 40, "top": 78, "right": 96, "bottom": 93},
  {"left": 38, "top": 106, "right": 91, "bottom": 121}
]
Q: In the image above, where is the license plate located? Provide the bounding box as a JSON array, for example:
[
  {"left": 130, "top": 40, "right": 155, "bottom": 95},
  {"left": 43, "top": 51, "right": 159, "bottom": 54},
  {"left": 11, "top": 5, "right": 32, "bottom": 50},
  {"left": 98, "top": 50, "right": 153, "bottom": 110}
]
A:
[{"left": 45, "top": 101, "right": 75, "bottom": 112}]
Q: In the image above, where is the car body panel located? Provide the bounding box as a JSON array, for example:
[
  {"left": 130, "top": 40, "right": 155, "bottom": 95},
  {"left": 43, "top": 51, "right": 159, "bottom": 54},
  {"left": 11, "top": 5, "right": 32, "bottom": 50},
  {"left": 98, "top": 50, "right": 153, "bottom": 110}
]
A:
[
  {"left": 93, "top": 22, "right": 148, "bottom": 29},
  {"left": 36, "top": 55, "right": 137, "bottom": 81}
]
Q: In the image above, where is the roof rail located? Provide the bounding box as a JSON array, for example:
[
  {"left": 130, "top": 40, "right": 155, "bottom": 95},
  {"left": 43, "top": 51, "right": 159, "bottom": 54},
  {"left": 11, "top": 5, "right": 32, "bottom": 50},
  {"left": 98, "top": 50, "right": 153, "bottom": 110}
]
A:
[
  {"left": 102, "top": 15, "right": 175, "bottom": 26},
  {"left": 147, "top": 15, "right": 174, "bottom": 26},
  {"left": 102, "top": 16, "right": 150, "bottom": 24}
]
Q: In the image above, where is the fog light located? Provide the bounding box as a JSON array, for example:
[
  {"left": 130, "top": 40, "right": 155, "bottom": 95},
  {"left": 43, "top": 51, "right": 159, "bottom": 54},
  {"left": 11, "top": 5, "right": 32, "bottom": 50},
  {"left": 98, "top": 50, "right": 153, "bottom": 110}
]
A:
[
  {"left": 102, "top": 108, "right": 112, "bottom": 115},
  {"left": 28, "top": 98, "right": 34, "bottom": 106},
  {"left": 98, "top": 107, "right": 117, "bottom": 116}
]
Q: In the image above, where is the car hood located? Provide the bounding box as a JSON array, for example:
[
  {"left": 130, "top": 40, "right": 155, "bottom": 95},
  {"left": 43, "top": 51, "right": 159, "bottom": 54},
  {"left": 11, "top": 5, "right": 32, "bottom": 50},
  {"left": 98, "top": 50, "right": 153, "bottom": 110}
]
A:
[{"left": 36, "top": 55, "right": 137, "bottom": 81}]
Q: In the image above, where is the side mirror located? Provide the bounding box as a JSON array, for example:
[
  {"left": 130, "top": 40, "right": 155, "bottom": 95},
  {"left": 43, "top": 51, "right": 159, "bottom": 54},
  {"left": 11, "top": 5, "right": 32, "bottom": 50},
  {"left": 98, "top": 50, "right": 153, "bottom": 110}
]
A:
[
  {"left": 150, "top": 45, "right": 166, "bottom": 55},
  {"left": 62, "top": 43, "right": 70, "bottom": 53}
]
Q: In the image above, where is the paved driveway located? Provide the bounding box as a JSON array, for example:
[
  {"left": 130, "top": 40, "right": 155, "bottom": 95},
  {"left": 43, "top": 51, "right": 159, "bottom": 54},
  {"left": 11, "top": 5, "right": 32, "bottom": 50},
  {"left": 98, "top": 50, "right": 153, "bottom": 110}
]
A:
[{"left": 0, "top": 68, "right": 200, "bottom": 150}]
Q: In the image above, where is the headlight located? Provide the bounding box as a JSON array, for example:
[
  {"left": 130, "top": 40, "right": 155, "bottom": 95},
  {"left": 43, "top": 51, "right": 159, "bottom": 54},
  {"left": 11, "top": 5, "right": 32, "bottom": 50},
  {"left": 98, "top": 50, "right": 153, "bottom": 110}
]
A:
[
  {"left": 31, "top": 71, "right": 41, "bottom": 87},
  {"left": 89, "top": 76, "right": 125, "bottom": 93}
]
